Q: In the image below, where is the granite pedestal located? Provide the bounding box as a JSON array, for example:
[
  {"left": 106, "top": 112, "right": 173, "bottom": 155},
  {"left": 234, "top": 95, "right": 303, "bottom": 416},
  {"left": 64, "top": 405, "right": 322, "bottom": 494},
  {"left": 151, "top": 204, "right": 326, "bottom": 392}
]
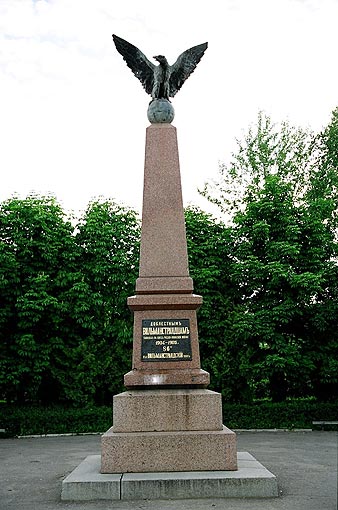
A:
[{"left": 101, "top": 389, "right": 237, "bottom": 473}]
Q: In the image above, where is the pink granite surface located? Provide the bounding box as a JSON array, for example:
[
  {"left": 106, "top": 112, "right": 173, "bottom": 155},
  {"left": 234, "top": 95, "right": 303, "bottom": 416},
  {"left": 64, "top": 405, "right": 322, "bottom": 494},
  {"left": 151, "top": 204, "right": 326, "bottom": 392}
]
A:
[
  {"left": 139, "top": 124, "right": 189, "bottom": 278},
  {"left": 127, "top": 293, "right": 203, "bottom": 310},
  {"left": 112, "top": 389, "right": 222, "bottom": 432},
  {"left": 101, "top": 426, "right": 237, "bottom": 473},
  {"left": 135, "top": 276, "right": 194, "bottom": 294},
  {"left": 124, "top": 367, "right": 210, "bottom": 388}
]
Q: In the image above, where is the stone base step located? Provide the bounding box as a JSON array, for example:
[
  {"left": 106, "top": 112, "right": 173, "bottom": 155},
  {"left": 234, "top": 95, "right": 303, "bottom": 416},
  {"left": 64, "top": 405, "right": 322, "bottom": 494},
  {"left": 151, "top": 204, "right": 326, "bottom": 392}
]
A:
[
  {"left": 61, "top": 452, "right": 278, "bottom": 501},
  {"left": 112, "top": 389, "right": 223, "bottom": 433},
  {"left": 101, "top": 425, "right": 237, "bottom": 473}
]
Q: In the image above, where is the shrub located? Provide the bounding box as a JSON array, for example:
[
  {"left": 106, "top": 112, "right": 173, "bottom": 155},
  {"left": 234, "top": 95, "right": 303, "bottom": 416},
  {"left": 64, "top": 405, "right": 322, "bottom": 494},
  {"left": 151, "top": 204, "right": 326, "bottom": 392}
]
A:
[{"left": 0, "top": 405, "right": 112, "bottom": 437}]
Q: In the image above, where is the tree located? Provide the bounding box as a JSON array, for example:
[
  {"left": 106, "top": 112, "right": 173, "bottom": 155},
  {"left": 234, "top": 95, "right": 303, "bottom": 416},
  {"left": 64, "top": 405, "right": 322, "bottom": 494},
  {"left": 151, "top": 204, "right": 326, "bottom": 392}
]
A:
[
  {"left": 231, "top": 174, "right": 320, "bottom": 401},
  {"left": 70, "top": 198, "right": 140, "bottom": 403},
  {"left": 200, "top": 111, "right": 314, "bottom": 218},
  {"left": 302, "top": 108, "right": 338, "bottom": 400},
  {"left": 0, "top": 195, "right": 77, "bottom": 403},
  {"left": 200, "top": 111, "right": 338, "bottom": 401},
  {"left": 0, "top": 196, "right": 140, "bottom": 405}
]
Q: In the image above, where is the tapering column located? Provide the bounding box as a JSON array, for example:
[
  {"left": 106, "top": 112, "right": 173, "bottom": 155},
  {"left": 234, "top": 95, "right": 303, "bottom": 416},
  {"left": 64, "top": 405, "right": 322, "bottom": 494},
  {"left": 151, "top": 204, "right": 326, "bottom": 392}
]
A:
[
  {"left": 124, "top": 123, "right": 210, "bottom": 389},
  {"left": 138, "top": 123, "right": 191, "bottom": 286}
]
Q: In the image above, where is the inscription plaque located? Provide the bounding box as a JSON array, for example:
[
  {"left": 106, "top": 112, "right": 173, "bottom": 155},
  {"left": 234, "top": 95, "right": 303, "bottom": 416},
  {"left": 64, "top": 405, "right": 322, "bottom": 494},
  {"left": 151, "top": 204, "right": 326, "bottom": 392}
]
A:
[{"left": 141, "top": 319, "right": 192, "bottom": 362}]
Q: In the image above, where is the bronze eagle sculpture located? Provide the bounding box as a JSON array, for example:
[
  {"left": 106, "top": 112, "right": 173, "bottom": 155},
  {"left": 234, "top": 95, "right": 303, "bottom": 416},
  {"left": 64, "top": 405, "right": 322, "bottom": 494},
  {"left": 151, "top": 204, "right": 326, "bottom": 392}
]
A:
[{"left": 112, "top": 34, "right": 208, "bottom": 101}]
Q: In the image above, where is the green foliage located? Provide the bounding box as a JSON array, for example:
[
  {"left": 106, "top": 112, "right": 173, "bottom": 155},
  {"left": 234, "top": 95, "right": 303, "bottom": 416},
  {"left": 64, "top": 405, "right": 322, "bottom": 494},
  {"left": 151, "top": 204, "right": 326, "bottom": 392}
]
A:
[
  {"left": 0, "top": 404, "right": 112, "bottom": 437},
  {"left": 0, "top": 195, "right": 77, "bottom": 403},
  {"left": 0, "top": 195, "right": 140, "bottom": 405},
  {"left": 200, "top": 112, "right": 314, "bottom": 218},
  {"left": 200, "top": 111, "right": 338, "bottom": 402},
  {"left": 73, "top": 199, "right": 140, "bottom": 401},
  {"left": 223, "top": 400, "right": 338, "bottom": 429}
]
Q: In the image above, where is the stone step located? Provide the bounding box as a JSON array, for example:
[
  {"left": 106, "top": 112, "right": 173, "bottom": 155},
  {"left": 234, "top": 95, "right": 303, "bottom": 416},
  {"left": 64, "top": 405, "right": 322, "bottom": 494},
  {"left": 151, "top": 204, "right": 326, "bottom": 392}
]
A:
[
  {"left": 101, "top": 425, "right": 237, "bottom": 473},
  {"left": 61, "top": 452, "right": 279, "bottom": 501},
  {"left": 112, "top": 389, "right": 223, "bottom": 432}
]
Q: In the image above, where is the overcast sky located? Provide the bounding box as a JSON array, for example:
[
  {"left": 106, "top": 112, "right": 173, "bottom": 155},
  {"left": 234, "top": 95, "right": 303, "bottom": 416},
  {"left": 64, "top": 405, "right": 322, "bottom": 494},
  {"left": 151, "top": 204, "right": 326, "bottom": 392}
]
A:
[{"left": 1, "top": 0, "right": 338, "bottom": 216}]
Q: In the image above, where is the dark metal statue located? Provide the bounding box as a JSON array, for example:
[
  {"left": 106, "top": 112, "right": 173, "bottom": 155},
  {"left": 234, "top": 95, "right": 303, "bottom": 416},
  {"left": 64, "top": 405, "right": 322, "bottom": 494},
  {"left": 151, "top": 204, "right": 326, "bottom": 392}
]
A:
[{"left": 112, "top": 34, "right": 208, "bottom": 101}]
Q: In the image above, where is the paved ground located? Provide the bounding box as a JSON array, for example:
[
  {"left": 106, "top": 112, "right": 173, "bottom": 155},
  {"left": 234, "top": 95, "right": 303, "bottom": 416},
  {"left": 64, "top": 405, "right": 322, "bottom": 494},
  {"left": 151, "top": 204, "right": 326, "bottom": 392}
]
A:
[{"left": 0, "top": 431, "right": 336, "bottom": 510}]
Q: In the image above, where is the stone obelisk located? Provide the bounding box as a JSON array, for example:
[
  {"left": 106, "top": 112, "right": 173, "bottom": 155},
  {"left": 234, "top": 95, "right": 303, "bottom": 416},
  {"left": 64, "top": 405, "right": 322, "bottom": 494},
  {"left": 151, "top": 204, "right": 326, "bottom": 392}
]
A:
[
  {"left": 62, "top": 38, "right": 279, "bottom": 501},
  {"left": 100, "top": 101, "right": 237, "bottom": 473}
]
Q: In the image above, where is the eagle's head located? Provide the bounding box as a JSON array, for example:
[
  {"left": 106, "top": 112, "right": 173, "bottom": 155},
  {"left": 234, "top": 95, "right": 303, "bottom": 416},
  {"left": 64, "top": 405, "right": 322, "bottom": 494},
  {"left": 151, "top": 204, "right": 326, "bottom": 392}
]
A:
[{"left": 153, "top": 55, "right": 168, "bottom": 65}]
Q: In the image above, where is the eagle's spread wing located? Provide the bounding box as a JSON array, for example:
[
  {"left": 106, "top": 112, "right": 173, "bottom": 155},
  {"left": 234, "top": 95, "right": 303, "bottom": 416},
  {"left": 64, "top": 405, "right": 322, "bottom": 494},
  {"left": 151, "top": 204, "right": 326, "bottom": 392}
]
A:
[
  {"left": 112, "top": 34, "right": 155, "bottom": 96},
  {"left": 169, "top": 42, "right": 208, "bottom": 97}
]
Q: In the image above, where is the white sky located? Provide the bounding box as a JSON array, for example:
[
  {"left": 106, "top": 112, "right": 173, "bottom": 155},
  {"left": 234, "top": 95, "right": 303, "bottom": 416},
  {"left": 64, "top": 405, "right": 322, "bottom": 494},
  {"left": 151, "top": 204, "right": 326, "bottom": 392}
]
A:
[{"left": 1, "top": 0, "right": 338, "bottom": 217}]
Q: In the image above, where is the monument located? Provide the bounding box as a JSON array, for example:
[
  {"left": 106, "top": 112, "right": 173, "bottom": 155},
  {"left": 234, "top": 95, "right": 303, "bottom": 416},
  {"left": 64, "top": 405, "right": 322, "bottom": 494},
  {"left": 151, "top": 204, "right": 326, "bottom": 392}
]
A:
[{"left": 61, "top": 35, "right": 278, "bottom": 501}]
